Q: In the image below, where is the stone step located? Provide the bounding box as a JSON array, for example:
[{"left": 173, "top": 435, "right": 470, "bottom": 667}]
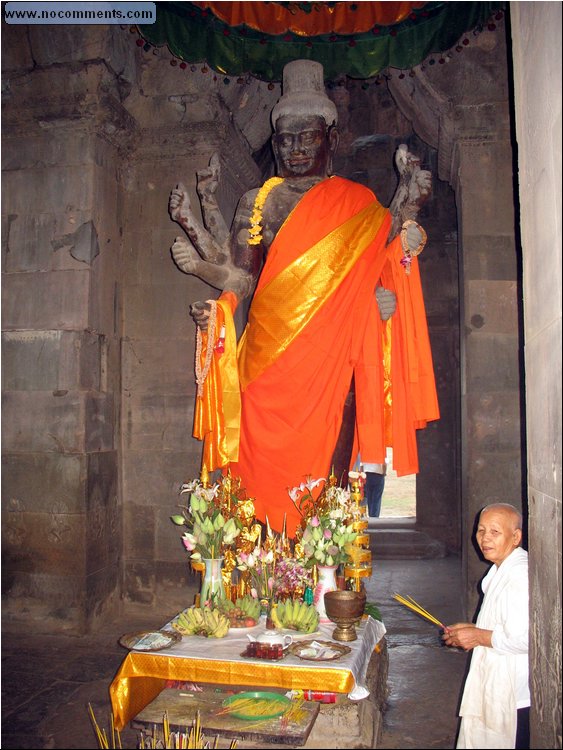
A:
[{"left": 367, "top": 520, "right": 447, "bottom": 559}]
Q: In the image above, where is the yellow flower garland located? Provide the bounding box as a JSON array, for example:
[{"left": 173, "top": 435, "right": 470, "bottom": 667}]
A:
[{"left": 248, "top": 176, "right": 285, "bottom": 245}]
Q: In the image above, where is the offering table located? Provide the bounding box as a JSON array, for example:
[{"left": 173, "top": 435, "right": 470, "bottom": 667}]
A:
[{"left": 110, "top": 616, "right": 387, "bottom": 747}]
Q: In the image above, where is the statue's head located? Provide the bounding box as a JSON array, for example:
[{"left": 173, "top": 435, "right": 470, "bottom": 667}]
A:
[{"left": 271, "top": 60, "right": 339, "bottom": 179}]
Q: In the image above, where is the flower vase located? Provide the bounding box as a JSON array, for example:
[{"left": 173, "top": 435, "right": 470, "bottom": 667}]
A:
[
  {"left": 200, "top": 557, "right": 225, "bottom": 605},
  {"left": 313, "top": 564, "right": 338, "bottom": 623}
]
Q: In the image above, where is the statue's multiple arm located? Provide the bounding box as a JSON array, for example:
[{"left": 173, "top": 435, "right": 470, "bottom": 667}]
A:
[
  {"left": 169, "top": 178, "right": 257, "bottom": 304},
  {"left": 169, "top": 145, "right": 432, "bottom": 327}
]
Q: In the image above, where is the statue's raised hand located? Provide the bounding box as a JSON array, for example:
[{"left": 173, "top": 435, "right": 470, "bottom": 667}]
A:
[
  {"left": 195, "top": 153, "right": 229, "bottom": 247},
  {"left": 388, "top": 145, "right": 433, "bottom": 241},
  {"left": 169, "top": 183, "right": 191, "bottom": 225},
  {"left": 196, "top": 152, "right": 220, "bottom": 199},
  {"left": 171, "top": 236, "right": 199, "bottom": 275},
  {"left": 395, "top": 145, "right": 432, "bottom": 213},
  {"left": 407, "top": 164, "right": 432, "bottom": 210}
]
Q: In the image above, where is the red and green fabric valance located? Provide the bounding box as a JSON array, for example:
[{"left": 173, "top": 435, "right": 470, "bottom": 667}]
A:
[{"left": 138, "top": 1, "right": 505, "bottom": 81}]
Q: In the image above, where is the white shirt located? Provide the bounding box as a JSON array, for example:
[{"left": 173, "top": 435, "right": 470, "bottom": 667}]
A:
[{"left": 457, "top": 547, "right": 529, "bottom": 749}]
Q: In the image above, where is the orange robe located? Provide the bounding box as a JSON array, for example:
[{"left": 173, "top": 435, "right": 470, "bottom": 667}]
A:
[
  {"left": 230, "top": 177, "right": 438, "bottom": 536},
  {"left": 220, "top": 176, "right": 439, "bottom": 536}
]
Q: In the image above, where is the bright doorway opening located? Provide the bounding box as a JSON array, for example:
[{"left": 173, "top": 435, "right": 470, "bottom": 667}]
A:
[{"left": 380, "top": 448, "right": 416, "bottom": 518}]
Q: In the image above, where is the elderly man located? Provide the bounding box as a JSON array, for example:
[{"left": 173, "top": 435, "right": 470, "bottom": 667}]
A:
[
  {"left": 443, "top": 503, "right": 530, "bottom": 749},
  {"left": 169, "top": 60, "right": 439, "bottom": 536}
]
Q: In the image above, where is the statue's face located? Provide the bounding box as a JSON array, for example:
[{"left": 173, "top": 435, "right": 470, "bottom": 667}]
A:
[{"left": 273, "top": 114, "right": 337, "bottom": 178}]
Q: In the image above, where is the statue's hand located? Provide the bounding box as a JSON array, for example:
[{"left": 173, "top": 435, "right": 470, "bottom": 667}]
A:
[
  {"left": 408, "top": 168, "right": 432, "bottom": 207},
  {"left": 171, "top": 236, "right": 199, "bottom": 274},
  {"left": 190, "top": 301, "right": 212, "bottom": 331},
  {"left": 196, "top": 152, "right": 220, "bottom": 198},
  {"left": 169, "top": 183, "right": 191, "bottom": 224},
  {"left": 375, "top": 286, "right": 397, "bottom": 321},
  {"left": 405, "top": 222, "right": 423, "bottom": 253}
]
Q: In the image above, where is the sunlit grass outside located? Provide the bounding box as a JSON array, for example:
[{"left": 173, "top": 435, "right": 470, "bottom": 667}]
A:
[{"left": 380, "top": 451, "right": 416, "bottom": 518}]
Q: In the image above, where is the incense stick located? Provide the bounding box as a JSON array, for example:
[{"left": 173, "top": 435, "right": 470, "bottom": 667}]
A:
[{"left": 393, "top": 592, "right": 445, "bottom": 628}]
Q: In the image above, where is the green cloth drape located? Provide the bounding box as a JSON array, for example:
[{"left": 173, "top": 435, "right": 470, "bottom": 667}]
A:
[{"left": 138, "top": 1, "right": 505, "bottom": 81}]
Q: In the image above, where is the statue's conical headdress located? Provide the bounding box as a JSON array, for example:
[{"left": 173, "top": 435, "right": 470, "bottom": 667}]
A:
[{"left": 271, "top": 59, "right": 338, "bottom": 128}]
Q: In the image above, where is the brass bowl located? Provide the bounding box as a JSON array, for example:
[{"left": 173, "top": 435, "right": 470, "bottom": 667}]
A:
[{"left": 324, "top": 590, "right": 366, "bottom": 642}]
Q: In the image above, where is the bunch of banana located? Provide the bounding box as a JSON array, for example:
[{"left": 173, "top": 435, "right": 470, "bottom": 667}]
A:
[
  {"left": 270, "top": 599, "right": 319, "bottom": 633},
  {"left": 172, "top": 606, "right": 230, "bottom": 637},
  {"left": 235, "top": 595, "right": 261, "bottom": 621},
  {"left": 216, "top": 595, "right": 261, "bottom": 626}
]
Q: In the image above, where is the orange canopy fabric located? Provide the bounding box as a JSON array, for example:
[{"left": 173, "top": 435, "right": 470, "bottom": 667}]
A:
[{"left": 196, "top": 2, "right": 427, "bottom": 36}]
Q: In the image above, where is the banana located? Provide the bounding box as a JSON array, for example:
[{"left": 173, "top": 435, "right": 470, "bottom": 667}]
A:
[
  {"left": 202, "top": 608, "right": 215, "bottom": 631},
  {"left": 304, "top": 606, "right": 319, "bottom": 633},
  {"left": 284, "top": 598, "right": 295, "bottom": 625},
  {"left": 238, "top": 596, "right": 260, "bottom": 620},
  {"left": 174, "top": 608, "right": 198, "bottom": 635},
  {"left": 207, "top": 608, "right": 230, "bottom": 637},
  {"left": 297, "top": 602, "right": 312, "bottom": 631},
  {"left": 297, "top": 601, "right": 309, "bottom": 625},
  {"left": 294, "top": 601, "right": 308, "bottom": 629},
  {"left": 295, "top": 600, "right": 307, "bottom": 627},
  {"left": 270, "top": 602, "right": 283, "bottom": 629},
  {"left": 275, "top": 601, "right": 285, "bottom": 626},
  {"left": 213, "top": 617, "right": 230, "bottom": 638}
]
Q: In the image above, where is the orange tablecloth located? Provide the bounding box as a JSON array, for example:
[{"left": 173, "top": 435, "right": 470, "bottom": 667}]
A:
[{"left": 110, "top": 616, "right": 385, "bottom": 731}]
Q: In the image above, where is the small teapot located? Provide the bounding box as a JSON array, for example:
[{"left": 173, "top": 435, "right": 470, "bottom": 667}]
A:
[{"left": 250, "top": 631, "right": 293, "bottom": 649}]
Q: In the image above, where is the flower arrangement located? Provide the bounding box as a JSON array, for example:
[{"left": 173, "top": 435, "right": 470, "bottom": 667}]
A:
[
  {"left": 171, "top": 477, "right": 241, "bottom": 561},
  {"left": 288, "top": 474, "right": 359, "bottom": 568},
  {"left": 299, "top": 508, "right": 358, "bottom": 568},
  {"left": 273, "top": 557, "right": 314, "bottom": 601},
  {"left": 236, "top": 544, "right": 276, "bottom": 599}
]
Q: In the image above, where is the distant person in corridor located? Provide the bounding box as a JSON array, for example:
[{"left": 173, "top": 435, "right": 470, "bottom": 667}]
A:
[{"left": 443, "top": 503, "right": 529, "bottom": 749}]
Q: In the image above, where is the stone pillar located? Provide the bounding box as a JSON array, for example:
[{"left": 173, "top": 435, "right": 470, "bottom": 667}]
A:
[
  {"left": 390, "top": 21, "right": 522, "bottom": 613},
  {"left": 1, "top": 26, "right": 135, "bottom": 632},
  {"left": 511, "top": 4, "right": 562, "bottom": 746},
  {"left": 451, "top": 127, "right": 521, "bottom": 615}
]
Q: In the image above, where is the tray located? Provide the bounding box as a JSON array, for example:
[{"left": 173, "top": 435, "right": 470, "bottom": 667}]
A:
[
  {"left": 221, "top": 691, "right": 291, "bottom": 721},
  {"left": 119, "top": 630, "right": 181, "bottom": 651},
  {"left": 288, "top": 639, "right": 351, "bottom": 661}
]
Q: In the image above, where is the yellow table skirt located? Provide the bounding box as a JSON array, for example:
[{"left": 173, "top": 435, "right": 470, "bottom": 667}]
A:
[{"left": 110, "top": 616, "right": 385, "bottom": 731}]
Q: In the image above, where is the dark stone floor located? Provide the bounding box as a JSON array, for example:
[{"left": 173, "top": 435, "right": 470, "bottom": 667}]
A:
[{"left": 1, "top": 555, "right": 469, "bottom": 749}]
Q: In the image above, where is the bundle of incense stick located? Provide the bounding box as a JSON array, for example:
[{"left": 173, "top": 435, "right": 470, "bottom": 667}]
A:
[
  {"left": 138, "top": 711, "right": 239, "bottom": 749},
  {"left": 393, "top": 593, "right": 445, "bottom": 628},
  {"left": 88, "top": 704, "right": 122, "bottom": 749}
]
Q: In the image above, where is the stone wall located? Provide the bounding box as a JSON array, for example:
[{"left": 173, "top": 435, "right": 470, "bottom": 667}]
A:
[
  {"left": 389, "top": 18, "right": 523, "bottom": 613},
  {"left": 511, "top": 4, "right": 562, "bottom": 747},
  {"left": 2, "top": 26, "right": 135, "bottom": 631},
  {"left": 118, "top": 53, "right": 268, "bottom": 614}
]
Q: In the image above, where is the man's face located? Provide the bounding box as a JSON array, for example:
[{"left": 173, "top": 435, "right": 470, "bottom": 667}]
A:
[{"left": 273, "top": 114, "right": 334, "bottom": 178}]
